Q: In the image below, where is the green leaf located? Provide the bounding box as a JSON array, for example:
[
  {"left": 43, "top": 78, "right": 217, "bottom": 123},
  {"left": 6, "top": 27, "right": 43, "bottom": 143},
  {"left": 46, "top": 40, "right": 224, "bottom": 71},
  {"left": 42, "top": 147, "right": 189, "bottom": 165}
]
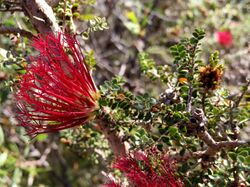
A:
[
  {"left": 36, "top": 134, "right": 48, "bottom": 142},
  {"left": 190, "top": 37, "right": 198, "bottom": 44},
  {"left": 82, "top": 32, "right": 89, "bottom": 40},
  {"left": 228, "top": 152, "right": 237, "bottom": 161},
  {"left": 157, "top": 143, "right": 163, "bottom": 151},
  {"left": 126, "top": 11, "right": 139, "bottom": 24},
  {"left": 209, "top": 51, "right": 220, "bottom": 67},
  {"left": 170, "top": 46, "right": 177, "bottom": 52},
  {"left": 18, "top": 69, "right": 26, "bottom": 75},
  {"left": 0, "top": 126, "right": 4, "bottom": 146},
  {"left": 3, "top": 17, "right": 16, "bottom": 27},
  {"left": 180, "top": 85, "right": 189, "bottom": 92},
  {"left": 123, "top": 21, "right": 140, "bottom": 34},
  {"left": 139, "top": 52, "right": 159, "bottom": 80},
  {"left": 247, "top": 175, "right": 250, "bottom": 183},
  {"left": 0, "top": 152, "right": 8, "bottom": 166},
  {"left": 82, "top": 16, "right": 109, "bottom": 39},
  {"left": 180, "top": 163, "right": 189, "bottom": 173},
  {"left": 238, "top": 150, "right": 248, "bottom": 157},
  {"left": 5, "top": 154, "right": 16, "bottom": 167},
  {"left": 192, "top": 32, "right": 199, "bottom": 38},
  {"left": 85, "top": 50, "right": 97, "bottom": 69},
  {"left": 137, "top": 128, "right": 146, "bottom": 136},
  {"left": 161, "top": 136, "right": 172, "bottom": 146},
  {"left": 177, "top": 44, "right": 185, "bottom": 51},
  {"left": 175, "top": 103, "right": 185, "bottom": 111},
  {"left": 193, "top": 28, "right": 205, "bottom": 40},
  {"left": 173, "top": 112, "right": 183, "bottom": 120},
  {"left": 168, "top": 127, "right": 178, "bottom": 136},
  {"left": 237, "top": 155, "right": 245, "bottom": 163},
  {"left": 98, "top": 98, "right": 108, "bottom": 106},
  {"left": 0, "top": 88, "right": 9, "bottom": 103},
  {"left": 12, "top": 168, "right": 22, "bottom": 186},
  {"left": 245, "top": 156, "right": 250, "bottom": 165},
  {"left": 180, "top": 148, "right": 186, "bottom": 156},
  {"left": 144, "top": 112, "right": 152, "bottom": 121},
  {"left": 0, "top": 169, "right": 8, "bottom": 176},
  {"left": 82, "top": 0, "right": 96, "bottom": 5},
  {"left": 138, "top": 112, "right": 144, "bottom": 120}
]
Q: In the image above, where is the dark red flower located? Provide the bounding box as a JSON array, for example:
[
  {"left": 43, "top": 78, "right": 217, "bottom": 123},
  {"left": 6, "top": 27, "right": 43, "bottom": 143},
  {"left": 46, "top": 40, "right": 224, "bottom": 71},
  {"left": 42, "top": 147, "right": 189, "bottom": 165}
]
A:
[
  {"left": 105, "top": 148, "right": 184, "bottom": 187},
  {"left": 16, "top": 33, "right": 99, "bottom": 137},
  {"left": 215, "top": 30, "right": 233, "bottom": 47}
]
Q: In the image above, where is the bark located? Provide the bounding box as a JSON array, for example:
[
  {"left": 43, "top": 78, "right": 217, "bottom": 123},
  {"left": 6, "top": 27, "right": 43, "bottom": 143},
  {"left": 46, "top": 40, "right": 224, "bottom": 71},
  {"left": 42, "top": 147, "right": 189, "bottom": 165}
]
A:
[
  {"left": 96, "top": 118, "right": 126, "bottom": 156},
  {"left": 46, "top": 0, "right": 61, "bottom": 8},
  {"left": 0, "top": 25, "right": 34, "bottom": 38},
  {"left": 21, "top": 0, "right": 60, "bottom": 34}
]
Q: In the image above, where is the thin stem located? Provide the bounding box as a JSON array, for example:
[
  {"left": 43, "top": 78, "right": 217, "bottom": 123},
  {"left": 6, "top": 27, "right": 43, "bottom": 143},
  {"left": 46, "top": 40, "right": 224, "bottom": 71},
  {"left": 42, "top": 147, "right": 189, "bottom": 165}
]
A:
[
  {"left": 234, "top": 80, "right": 250, "bottom": 108},
  {"left": 187, "top": 45, "right": 198, "bottom": 112},
  {"left": 201, "top": 90, "right": 207, "bottom": 115},
  {"left": 0, "top": 25, "right": 34, "bottom": 38},
  {"left": 232, "top": 161, "right": 239, "bottom": 187}
]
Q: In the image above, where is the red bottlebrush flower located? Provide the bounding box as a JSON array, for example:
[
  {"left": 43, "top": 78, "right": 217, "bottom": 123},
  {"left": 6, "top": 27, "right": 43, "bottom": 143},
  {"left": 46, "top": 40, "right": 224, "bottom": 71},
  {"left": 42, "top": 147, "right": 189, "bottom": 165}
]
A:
[
  {"left": 215, "top": 30, "right": 233, "bottom": 47},
  {"left": 105, "top": 148, "right": 184, "bottom": 187},
  {"left": 16, "top": 33, "right": 99, "bottom": 137}
]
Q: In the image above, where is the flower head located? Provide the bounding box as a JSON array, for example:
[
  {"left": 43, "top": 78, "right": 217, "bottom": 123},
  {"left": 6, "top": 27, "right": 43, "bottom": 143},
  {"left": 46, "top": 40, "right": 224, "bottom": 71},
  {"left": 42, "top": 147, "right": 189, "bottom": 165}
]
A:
[
  {"left": 16, "top": 33, "right": 99, "bottom": 137},
  {"left": 199, "top": 65, "right": 223, "bottom": 90},
  {"left": 105, "top": 148, "right": 184, "bottom": 187},
  {"left": 199, "top": 51, "right": 223, "bottom": 91},
  {"left": 215, "top": 30, "right": 233, "bottom": 47}
]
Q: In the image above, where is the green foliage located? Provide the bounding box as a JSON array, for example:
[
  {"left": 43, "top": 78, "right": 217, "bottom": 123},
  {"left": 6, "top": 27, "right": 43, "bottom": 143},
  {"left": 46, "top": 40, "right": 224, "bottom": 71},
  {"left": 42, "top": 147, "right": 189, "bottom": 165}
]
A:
[
  {"left": 82, "top": 16, "right": 109, "bottom": 39},
  {"left": 0, "top": 41, "right": 27, "bottom": 103},
  {"left": 82, "top": 0, "right": 96, "bottom": 5},
  {"left": 98, "top": 30, "right": 249, "bottom": 186},
  {"left": 139, "top": 52, "right": 170, "bottom": 83},
  {"left": 139, "top": 52, "right": 157, "bottom": 79},
  {"left": 0, "top": 1, "right": 249, "bottom": 187},
  {"left": 61, "top": 125, "right": 110, "bottom": 163},
  {"left": 170, "top": 28, "right": 205, "bottom": 82},
  {"left": 123, "top": 11, "right": 141, "bottom": 35},
  {"left": 210, "top": 50, "right": 220, "bottom": 67},
  {"left": 85, "top": 50, "right": 97, "bottom": 69}
]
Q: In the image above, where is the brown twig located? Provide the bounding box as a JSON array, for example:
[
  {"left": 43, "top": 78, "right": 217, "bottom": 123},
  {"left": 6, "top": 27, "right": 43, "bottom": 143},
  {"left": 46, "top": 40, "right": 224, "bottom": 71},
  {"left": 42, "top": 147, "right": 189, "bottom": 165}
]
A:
[
  {"left": 0, "top": 25, "right": 34, "bottom": 38},
  {"left": 172, "top": 108, "right": 249, "bottom": 161},
  {"left": 45, "top": 0, "right": 61, "bottom": 8},
  {"left": 0, "top": 7, "right": 22, "bottom": 12},
  {"left": 186, "top": 45, "right": 198, "bottom": 113},
  {"left": 234, "top": 80, "right": 250, "bottom": 108},
  {"left": 173, "top": 125, "right": 249, "bottom": 162},
  {"left": 95, "top": 112, "right": 126, "bottom": 156},
  {"left": 17, "top": 145, "right": 51, "bottom": 168},
  {"left": 96, "top": 121, "right": 126, "bottom": 156},
  {"left": 229, "top": 80, "right": 249, "bottom": 185}
]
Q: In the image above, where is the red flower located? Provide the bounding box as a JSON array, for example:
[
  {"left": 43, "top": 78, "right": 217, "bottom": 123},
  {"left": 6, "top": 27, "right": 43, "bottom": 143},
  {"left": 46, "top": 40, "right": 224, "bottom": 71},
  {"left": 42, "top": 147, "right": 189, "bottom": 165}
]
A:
[
  {"left": 215, "top": 30, "right": 233, "bottom": 47},
  {"left": 16, "top": 33, "right": 99, "bottom": 137},
  {"left": 105, "top": 148, "right": 184, "bottom": 187}
]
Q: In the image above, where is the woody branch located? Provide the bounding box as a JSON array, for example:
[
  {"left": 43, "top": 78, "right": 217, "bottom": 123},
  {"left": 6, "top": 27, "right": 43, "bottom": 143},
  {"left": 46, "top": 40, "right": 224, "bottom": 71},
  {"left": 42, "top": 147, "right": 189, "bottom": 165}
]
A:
[
  {"left": 174, "top": 117, "right": 249, "bottom": 162},
  {"left": 95, "top": 110, "right": 127, "bottom": 156},
  {"left": 0, "top": 25, "right": 34, "bottom": 38}
]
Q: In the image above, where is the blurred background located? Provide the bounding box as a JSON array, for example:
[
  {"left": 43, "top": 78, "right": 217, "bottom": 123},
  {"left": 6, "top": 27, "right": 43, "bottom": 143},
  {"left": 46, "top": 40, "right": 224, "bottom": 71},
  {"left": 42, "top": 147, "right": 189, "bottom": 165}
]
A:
[{"left": 0, "top": 0, "right": 249, "bottom": 186}]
